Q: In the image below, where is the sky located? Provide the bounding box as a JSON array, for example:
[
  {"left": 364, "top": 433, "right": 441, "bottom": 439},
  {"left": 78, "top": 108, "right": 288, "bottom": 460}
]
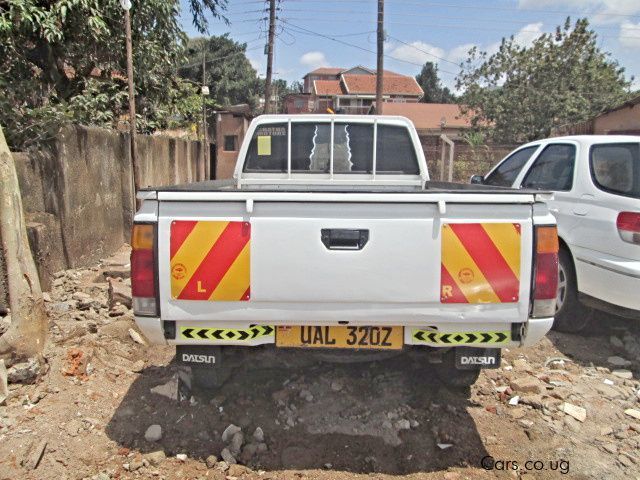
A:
[{"left": 178, "top": 0, "right": 640, "bottom": 92}]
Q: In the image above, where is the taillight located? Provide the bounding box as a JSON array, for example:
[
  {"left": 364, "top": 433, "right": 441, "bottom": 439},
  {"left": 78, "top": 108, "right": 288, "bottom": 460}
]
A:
[
  {"left": 131, "top": 224, "right": 158, "bottom": 316},
  {"left": 617, "top": 212, "right": 640, "bottom": 245},
  {"left": 532, "top": 225, "right": 559, "bottom": 318}
]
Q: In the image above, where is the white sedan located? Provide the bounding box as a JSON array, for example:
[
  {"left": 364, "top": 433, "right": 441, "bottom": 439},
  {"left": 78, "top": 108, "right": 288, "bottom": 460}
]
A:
[{"left": 472, "top": 135, "right": 640, "bottom": 332}]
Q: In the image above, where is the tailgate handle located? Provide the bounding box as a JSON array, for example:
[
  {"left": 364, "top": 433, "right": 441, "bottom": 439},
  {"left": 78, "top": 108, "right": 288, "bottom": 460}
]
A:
[{"left": 321, "top": 229, "right": 369, "bottom": 251}]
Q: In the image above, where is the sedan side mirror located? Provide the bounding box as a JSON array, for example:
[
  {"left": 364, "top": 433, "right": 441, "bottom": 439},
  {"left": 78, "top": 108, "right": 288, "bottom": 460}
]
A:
[{"left": 470, "top": 174, "right": 484, "bottom": 185}]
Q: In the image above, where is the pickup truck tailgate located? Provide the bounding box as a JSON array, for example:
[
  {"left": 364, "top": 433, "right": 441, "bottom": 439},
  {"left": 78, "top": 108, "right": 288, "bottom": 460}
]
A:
[{"left": 157, "top": 196, "right": 534, "bottom": 325}]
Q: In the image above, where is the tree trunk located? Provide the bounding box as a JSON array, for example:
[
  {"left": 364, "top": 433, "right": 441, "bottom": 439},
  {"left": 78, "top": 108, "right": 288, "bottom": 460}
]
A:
[{"left": 0, "top": 125, "right": 48, "bottom": 362}]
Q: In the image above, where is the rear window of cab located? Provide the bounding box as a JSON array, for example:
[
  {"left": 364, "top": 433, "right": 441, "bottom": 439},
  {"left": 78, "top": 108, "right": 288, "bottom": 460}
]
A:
[
  {"left": 590, "top": 143, "right": 640, "bottom": 199},
  {"left": 243, "top": 122, "right": 419, "bottom": 175}
]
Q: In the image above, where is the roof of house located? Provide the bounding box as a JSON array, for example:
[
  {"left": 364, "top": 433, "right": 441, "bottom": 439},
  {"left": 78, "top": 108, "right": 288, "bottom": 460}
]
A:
[
  {"left": 304, "top": 67, "right": 345, "bottom": 77},
  {"left": 341, "top": 74, "right": 423, "bottom": 96},
  {"left": 382, "top": 103, "right": 473, "bottom": 130},
  {"left": 218, "top": 104, "right": 253, "bottom": 118},
  {"left": 314, "top": 79, "right": 344, "bottom": 96},
  {"left": 304, "top": 66, "right": 405, "bottom": 78},
  {"left": 599, "top": 94, "right": 640, "bottom": 116}
]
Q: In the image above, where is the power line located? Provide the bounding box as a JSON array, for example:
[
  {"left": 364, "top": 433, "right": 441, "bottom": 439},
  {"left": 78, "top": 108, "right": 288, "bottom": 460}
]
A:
[
  {"left": 281, "top": 20, "right": 459, "bottom": 76},
  {"left": 223, "top": 9, "right": 265, "bottom": 15},
  {"left": 281, "top": 0, "right": 640, "bottom": 19},
  {"left": 279, "top": 7, "right": 632, "bottom": 32},
  {"left": 386, "top": 35, "right": 461, "bottom": 67},
  {"left": 230, "top": 18, "right": 271, "bottom": 24},
  {"left": 224, "top": 0, "right": 266, "bottom": 4},
  {"left": 214, "top": 30, "right": 267, "bottom": 38},
  {"left": 400, "top": 1, "right": 640, "bottom": 19},
  {"left": 281, "top": 17, "right": 640, "bottom": 40},
  {"left": 179, "top": 43, "right": 263, "bottom": 70},
  {"left": 335, "top": 30, "right": 377, "bottom": 37}
]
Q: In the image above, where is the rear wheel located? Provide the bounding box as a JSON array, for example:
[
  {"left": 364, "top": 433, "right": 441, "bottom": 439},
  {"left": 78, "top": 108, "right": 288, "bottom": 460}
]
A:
[{"left": 552, "top": 248, "right": 590, "bottom": 333}]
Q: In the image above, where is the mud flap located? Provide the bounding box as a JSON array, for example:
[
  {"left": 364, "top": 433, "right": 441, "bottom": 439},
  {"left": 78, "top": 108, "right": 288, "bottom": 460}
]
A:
[
  {"left": 176, "top": 345, "right": 220, "bottom": 368},
  {"left": 455, "top": 347, "right": 501, "bottom": 370}
]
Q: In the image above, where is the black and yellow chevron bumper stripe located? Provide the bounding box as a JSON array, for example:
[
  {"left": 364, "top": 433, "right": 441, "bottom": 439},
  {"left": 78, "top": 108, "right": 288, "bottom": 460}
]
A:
[
  {"left": 180, "top": 326, "right": 274, "bottom": 341},
  {"left": 412, "top": 330, "right": 510, "bottom": 345}
]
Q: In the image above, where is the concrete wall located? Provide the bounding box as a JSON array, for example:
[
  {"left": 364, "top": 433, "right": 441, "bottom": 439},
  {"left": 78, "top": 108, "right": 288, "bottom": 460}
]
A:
[
  {"left": 552, "top": 97, "right": 640, "bottom": 137},
  {"left": 1, "top": 124, "right": 205, "bottom": 302},
  {"left": 594, "top": 102, "right": 640, "bottom": 134}
]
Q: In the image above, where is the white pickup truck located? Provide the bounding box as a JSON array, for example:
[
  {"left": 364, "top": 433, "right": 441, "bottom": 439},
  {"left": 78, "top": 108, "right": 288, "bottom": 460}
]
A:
[{"left": 131, "top": 115, "right": 558, "bottom": 388}]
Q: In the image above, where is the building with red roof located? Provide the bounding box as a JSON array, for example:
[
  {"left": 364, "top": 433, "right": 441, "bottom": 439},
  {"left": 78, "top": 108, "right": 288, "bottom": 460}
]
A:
[{"left": 286, "top": 65, "right": 424, "bottom": 114}]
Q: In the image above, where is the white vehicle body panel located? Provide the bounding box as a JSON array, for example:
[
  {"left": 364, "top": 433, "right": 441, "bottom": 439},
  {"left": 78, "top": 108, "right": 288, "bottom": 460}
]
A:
[
  {"left": 157, "top": 200, "right": 535, "bottom": 321},
  {"left": 487, "top": 135, "right": 640, "bottom": 312}
]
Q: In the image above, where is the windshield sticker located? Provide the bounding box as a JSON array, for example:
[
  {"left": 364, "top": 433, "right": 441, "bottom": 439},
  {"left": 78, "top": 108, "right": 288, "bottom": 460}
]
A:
[
  {"left": 257, "top": 135, "right": 271, "bottom": 156},
  {"left": 257, "top": 126, "right": 286, "bottom": 136}
]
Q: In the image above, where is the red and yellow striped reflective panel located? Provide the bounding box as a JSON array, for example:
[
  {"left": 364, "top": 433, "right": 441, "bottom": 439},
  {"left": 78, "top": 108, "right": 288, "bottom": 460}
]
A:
[
  {"left": 441, "top": 223, "right": 521, "bottom": 304},
  {"left": 170, "top": 221, "right": 250, "bottom": 301}
]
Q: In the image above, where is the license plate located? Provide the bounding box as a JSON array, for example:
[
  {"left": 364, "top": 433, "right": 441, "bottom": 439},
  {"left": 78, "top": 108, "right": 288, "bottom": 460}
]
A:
[{"left": 276, "top": 326, "right": 403, "bottom": 350}]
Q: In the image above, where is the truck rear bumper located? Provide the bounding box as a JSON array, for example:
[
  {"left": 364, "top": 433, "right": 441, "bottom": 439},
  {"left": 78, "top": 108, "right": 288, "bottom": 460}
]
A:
[{"left": 135, "top": 316, "right": 553, "bottom": 349}]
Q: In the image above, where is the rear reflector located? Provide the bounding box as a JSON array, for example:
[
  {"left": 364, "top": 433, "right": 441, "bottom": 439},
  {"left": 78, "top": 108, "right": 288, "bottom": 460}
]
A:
[
  {"left": 131, "top": 224, "right": 158, "bottom": 316},
  {"left": 617, "top": 212, "right": 640, "bottom": 245},
  {"left": 532, "top": 226, "right": 559, "bottom": 318}
]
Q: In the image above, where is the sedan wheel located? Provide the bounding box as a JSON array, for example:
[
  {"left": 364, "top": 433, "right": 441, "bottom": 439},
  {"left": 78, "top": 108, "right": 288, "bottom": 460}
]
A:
[
  {"left": 556, "top": 262, "right": 567, "bottom": 312},
  {"left": 552, "top": 248, "right": 590, "bottom": 333}
]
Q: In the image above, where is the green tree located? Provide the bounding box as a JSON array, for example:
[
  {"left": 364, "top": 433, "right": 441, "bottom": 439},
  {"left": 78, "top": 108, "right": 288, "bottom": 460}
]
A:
[
  {"left": 180, "top": 35, "right": 262, "bottom": 111},
  {"left": 456, "top": 18, "right": 632, "bottom": 143},
  {"left": 416, "top": 62, "right": 455, "bottom": 104},
  {"left": 0, "top": 0, "right": 226, "bottom": 149}
]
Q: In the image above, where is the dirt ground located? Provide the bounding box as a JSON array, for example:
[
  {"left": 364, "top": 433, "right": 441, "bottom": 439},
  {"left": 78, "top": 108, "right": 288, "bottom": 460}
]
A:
[{"left": 1, "top": 246, "right": 639, "bottom": 480}]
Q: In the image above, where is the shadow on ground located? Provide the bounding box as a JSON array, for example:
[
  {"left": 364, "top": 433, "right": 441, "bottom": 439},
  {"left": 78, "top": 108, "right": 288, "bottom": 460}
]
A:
[
  {"left": 547, "top": 309, "right": 640, "bottom": 372},
  {"left": 105, "top": 350, "right": 488, "bottom": 475}
]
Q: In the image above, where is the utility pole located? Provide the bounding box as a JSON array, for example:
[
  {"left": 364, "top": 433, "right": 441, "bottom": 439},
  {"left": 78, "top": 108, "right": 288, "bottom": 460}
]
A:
[
  {"left": 122, "top": 0, "right": 139, "bottom": 199},
  {"left": 202, "top": 47, "right": 209, "bottom": 180},
  {"left": 376, "top": 0, "right": 384, "bottom": 114},
  {"left": 264, "top": 0, "right": 276, "bottom": 114}
]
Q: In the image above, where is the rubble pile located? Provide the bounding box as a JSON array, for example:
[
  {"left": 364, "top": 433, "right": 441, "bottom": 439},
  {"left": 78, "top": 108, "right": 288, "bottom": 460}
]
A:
[{"left": 0, "top": 245, "right": 639, "bottom": 479}]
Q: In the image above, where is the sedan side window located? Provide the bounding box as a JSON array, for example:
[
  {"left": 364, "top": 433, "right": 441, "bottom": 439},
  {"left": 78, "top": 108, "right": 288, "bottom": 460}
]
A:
[
  {"left": 484, "top": 146, "right": 538, "bottom": 187},
  {"left": 521, "top": 144, "right": 576, "bottom": 191}
]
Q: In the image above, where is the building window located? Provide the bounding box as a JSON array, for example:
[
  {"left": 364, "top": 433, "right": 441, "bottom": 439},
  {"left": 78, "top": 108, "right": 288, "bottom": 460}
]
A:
[
  {"left": 316, "top": 99, "right": 333, "bottom": 112},
  {"left": 224, "top": 135, "right": 237, "bottom": 152}
]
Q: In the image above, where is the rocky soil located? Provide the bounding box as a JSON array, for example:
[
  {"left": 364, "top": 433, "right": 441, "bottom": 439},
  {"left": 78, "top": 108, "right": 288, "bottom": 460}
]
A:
[{"left": 1, "top": 245, "right": 640, "bottom": 480}]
